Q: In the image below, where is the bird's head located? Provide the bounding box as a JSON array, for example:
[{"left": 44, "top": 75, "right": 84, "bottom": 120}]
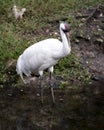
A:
[
  {"left": 13, "top": 5, "right": 17, "bottom": 8},
  {"left": 60, "top": 22, "right": 70, "bottom": 33},
  {"left": 22, "top": 8, "right": 26, "bottom": 13},
  {"left": 13, "top": 5, "right": 17, "bottom": 11}
]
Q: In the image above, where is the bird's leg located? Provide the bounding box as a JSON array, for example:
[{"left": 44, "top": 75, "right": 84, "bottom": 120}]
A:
[
  {"left": 40, "top": 76, "right": 44, "bottom": 105},
  {"left": 20, "top": 73, "right": 26, "bottom": 84},
  {"left": 50, "top": 72, "right": 55, "bottom": 104}
]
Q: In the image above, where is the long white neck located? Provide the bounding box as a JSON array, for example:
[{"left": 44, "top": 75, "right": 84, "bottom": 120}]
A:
[{"left": 60, "top": 27, "right": 71, "bottom": 57}]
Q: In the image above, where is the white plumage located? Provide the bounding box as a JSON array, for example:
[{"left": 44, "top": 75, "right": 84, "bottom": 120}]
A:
[
  {"left": 12, "top": 5, "right": 26, "bottom": 19},
  {"left": 16, "top": 22, "right": 71, "bottom": 104}
]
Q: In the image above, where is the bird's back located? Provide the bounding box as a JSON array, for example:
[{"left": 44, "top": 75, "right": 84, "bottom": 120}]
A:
[{"left": 24, "top": 38, "right": 62, "bottom": 55}]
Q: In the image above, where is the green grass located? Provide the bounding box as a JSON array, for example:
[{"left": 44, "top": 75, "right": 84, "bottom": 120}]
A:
[{"left": 0, "top": 0, "right": 104, "bottom": 84}]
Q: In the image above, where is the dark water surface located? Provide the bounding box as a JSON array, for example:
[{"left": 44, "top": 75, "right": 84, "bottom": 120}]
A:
[{"left": 0, "top": 77, "right": 104, "bottom": 130}]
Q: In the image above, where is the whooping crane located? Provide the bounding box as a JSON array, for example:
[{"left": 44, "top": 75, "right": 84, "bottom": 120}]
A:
[{"left": 16, "top": 22, "right": 71, "bottom": 104}]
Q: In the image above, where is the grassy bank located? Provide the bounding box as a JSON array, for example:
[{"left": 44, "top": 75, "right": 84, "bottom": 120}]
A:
[{"left": 0, "top": 0, "right": 104, "bottom": 84}]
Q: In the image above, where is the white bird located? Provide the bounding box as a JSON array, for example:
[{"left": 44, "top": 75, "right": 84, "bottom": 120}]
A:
[
  {"left": 12, "top": 5, "right": 26, "bottom": 20},
  {"left": 16, "top": 22, "right": 71, "bottom": 104}
]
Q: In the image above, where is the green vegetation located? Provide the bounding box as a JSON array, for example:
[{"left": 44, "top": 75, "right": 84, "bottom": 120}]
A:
[{"left": 0, "top": 0, "right": 103, "bottom": 85}]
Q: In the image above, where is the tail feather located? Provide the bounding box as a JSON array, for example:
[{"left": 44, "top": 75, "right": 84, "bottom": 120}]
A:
[{"left": 16, "top": 55, "right": 31, "bottom": 83}]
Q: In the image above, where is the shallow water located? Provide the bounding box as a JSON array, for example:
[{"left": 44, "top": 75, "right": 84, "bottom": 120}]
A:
[{"left": 0, "top": 77, "right": 104, "bottom": 130}]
